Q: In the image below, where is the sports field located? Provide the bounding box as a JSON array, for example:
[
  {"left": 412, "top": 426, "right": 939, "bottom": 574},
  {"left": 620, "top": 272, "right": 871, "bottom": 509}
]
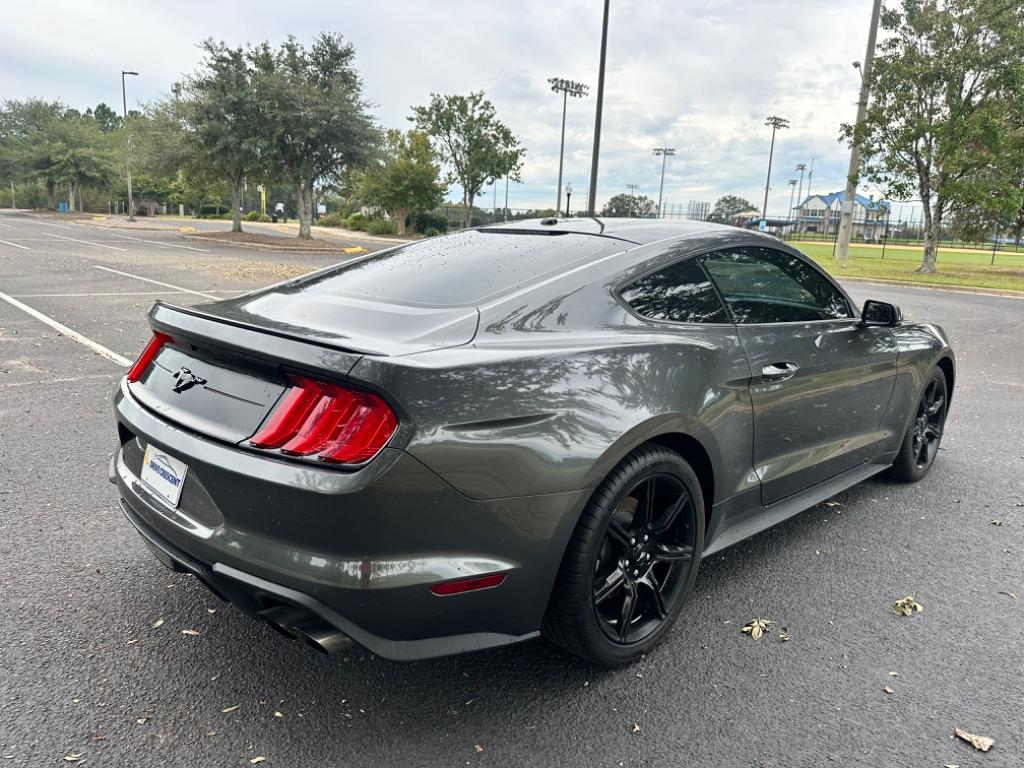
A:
[{"left": 793, "top": 241, "right": 1024, "bottom": 293}]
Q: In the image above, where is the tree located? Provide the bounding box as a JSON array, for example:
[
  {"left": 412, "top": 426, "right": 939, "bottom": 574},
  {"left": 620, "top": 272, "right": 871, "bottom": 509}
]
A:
[
  {"left": 411, "top": 91, "right": 525, "bottom": 228},
  {"left": 44, "top": 112, "right": 117, "bottom": 210},
  {"left": 91, "top": 103, "right": 121, "bottom": 133},
  {"left": 359, "top": 130, "right": 447, "bottom": 234},
  {"left": 0, "top": 99, "right": 66, "bottom": 207},
  {"left": 601, "top": 193, "right": 656, "bottom": 218},
  {"left": 707, "top": 195, "right": 758, "bottom": 224},
  {"left": 177, "top": 39, "right": 272, "bottom": 233},
  {"left": 849, "top": 0, "right": 1024, "bottom": 272},
  {"left": 262, "top": 33, "right": 377, "bottom": 239}
]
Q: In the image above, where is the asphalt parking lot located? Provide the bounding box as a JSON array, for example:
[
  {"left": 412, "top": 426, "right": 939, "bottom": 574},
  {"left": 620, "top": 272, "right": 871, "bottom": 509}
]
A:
[{"left": 1, "top": 211, "right": 1021, "bottom": 767}]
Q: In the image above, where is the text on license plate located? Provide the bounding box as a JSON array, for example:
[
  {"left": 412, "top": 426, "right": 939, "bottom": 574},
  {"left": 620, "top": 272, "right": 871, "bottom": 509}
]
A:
[{"left": 140, "top": 443, "right": 189, "bottom": 508}]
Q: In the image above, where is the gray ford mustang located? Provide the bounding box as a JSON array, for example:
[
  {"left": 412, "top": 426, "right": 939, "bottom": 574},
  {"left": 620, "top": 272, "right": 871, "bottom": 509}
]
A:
[{"left": 110, "top": 217, "right": 954, "bottom": 665}]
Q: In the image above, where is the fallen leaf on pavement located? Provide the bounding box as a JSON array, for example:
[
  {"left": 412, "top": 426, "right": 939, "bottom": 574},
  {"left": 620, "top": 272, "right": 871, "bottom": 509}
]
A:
[
  {"left": 151, "top": 619, "right": 164, "bottom": 629},
  {"left": 888, "top": 671, "right": 899, "bottom": 677},
  {"left": 990, "top": 519, "right": 1004, "bottom": 526},
  {"left": 273, "top": 711, "right": 283, "bottom": 718},
  {"left": 222, "top": 706, "right": 239, "bottom": 713},
  {"left": 181, "top": 629, "right": 200, "bottom": 636},
  {"left": 954, "top": 728, "right": 993, "bottom": 752},
  {"left": 250, "top": 758, "right": 266, "bottom": 765},
  {"left": 632, "top": 723, "right": 641, "bottom": 733},
  {"left": 891, "top": 596, "right": 923, "bottom": 617},
  {"left": 779, "top": 627, "right": 790, "bottom": 642},
  {"left": 741, "top": 618, "right": 772, "bottom": 639},
  {"left": 474, "top": 745, "right": 484, "bottom": 754},
  {"left": 998, "top": 591, "right": 1018, "bottom": 599},
  {"left": 207, "top": 608, "right": 217, "bottom": 614},
  {"left": 63, "top": 755, "right": 85, "bottom": 763},
  {"left": 883, "top": 686, "right": 895, "bottom": 695}
]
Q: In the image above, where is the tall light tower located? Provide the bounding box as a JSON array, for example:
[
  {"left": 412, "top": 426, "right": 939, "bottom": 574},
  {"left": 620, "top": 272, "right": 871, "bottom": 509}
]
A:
[
  {"left": 836, "top": 0, "right": 883, "bottom": 264},
  {"left": 761, "top": 115, "right": 790, "bottom": 223},
  {"left": 652, "top": 147, "right": 676, "bottom": 219},
  {"left": 626, "top": 183, "right": 640, "bottom": 217},
  {"left": 795, "top": 163, "right": 807, "bottom": 215},
  {"left": 787, "top": 179, "right": 798, "bottom": 231},
  {"left": 121, "top": 70, "right": 139, "bottom": 222},
  {"left": 548, "top": 77, "right": 589, "bottom": 215}
]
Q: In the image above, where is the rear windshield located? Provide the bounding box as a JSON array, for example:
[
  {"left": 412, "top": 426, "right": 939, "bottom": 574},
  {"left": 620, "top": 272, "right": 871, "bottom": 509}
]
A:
[{"left": 289, "top": 230, "right": 626, "bottom": 307}]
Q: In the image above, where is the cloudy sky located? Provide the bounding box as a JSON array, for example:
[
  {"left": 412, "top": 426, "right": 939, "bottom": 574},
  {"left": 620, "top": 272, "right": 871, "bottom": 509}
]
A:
[{"left": 1, "top": 0, "right": 891, "bottom": 215}]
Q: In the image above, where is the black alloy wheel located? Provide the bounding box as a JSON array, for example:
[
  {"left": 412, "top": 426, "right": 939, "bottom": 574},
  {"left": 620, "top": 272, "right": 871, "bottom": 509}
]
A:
[
  {"left": 543, "top": 446, "right": 705, "bottom": 665},
  {"left": 593, "top": 475, "right": 696, "bottom": 645}
]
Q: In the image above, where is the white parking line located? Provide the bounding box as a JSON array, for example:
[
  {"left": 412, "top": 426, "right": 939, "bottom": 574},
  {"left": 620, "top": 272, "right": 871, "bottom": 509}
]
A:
[
  {"left": 92, "top": 265, "right": 220, "bottom": 300},
  {"left": 0, "top": 290, "right": 131, "bottom": 367},
  {"left": 11, "top": 291, "right": 190, "bottom": 298},
  {"left": 0, "top": 238, "right": 30, "bottom": 250},
  {"left": 107, "top": 232, "right": 211, "bottom": 253},
  {"left": 46, "top": 232, "right": 127, "bottom": 251}
]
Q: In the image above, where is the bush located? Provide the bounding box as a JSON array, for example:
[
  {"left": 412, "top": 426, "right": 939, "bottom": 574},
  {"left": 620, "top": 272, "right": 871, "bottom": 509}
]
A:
[
  {"left": 346, "top": 212, "right": 366, "bottom": 230},
  {"left": 198, "top": 204, "right": 224, "bottom": 217},
  {"left": 315, "top": 211, "right": 348, "bottom": 228},
  {"left": 409, "top": 211, "right": 449, "bottom": 235},
  {"left": 366, "top": 218, "right": 396, "bottom": 235},
  {"left": 244, "top": 211, "right": 271, "bottom": 222},
  {"left": 423, "top": 227, "right": 442, "bottom": 237}
]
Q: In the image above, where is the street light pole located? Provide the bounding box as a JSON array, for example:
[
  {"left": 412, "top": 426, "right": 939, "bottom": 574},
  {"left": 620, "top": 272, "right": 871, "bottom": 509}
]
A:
[
  {"left": 587, "top": 0, "right": 611, "bottom": 215},
  {"left": 548, "top": 78, "right": 589, "bottom": 216},
  {"left": 504, "top": 173, "right": 510, "bottom": 222},
  {"left": 761, "top": 116, "right": 790, "bottom": 224},
  {"left": 652, "top": 147, "right": 675, "bottom": 219},
  {"left": 565, "top": 183, "right": 573, "bottom": 217},
  {"left": 836, "top": 0, "right": 882, "bottom": 265},
  {"left": 121, "top": 70, "right": 139, "bottom": 222}
]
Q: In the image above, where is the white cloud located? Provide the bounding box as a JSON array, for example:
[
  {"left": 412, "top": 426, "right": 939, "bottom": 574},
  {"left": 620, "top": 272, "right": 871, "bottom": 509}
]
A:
[{"left": 0, "top": 0, "right": 893, "bottom": 213}]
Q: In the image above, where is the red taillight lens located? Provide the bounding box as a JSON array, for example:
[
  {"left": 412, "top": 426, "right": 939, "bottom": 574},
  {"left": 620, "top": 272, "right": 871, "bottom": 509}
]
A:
[
  {"left": 249, "top": 375, "right": 397, "bottom": 465},
  {"left": 126, "top": 331, "right": 172, "bottom": 382},
  {"left": 430, "top": 572, "right": 507, "bottom": 596}
]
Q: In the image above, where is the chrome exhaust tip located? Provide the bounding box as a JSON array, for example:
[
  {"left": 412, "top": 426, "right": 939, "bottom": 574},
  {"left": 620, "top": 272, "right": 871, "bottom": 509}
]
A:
[{"left": 259, "top": 605, "right": 353, "bottom": 654}]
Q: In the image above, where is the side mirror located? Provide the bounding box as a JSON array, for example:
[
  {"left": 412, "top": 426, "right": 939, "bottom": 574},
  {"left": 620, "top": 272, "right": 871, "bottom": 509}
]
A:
[{"left": 861, "top": 299, "right": 902, "bottom": 327}]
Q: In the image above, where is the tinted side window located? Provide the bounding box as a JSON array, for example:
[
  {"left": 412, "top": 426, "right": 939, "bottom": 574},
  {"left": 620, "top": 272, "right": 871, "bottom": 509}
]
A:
[
  {"left": 701, "top": 247, "right": 851, "bottom": 324},
  {"left": 621, "top": 257, "right": 728, "bottom": 324}
]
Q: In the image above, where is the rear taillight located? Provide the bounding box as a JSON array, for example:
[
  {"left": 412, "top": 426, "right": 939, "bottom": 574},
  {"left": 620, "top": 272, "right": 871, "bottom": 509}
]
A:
[
  {"left": 126, "top": 331, "right": 172, "bottom": 382},
  {"left": 250, "top": 375, "right": 398, "bottom": 465}
]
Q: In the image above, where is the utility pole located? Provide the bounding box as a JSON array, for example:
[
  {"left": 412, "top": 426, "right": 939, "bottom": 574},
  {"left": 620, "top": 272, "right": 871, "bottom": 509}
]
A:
[
  {"left": 626, "top": 183, "right": 639, "bottom": 217},
  {"left": 504, "top": 173, "right": 510, "bottom": 222},
  {"left": 836, "top": 0, "right": 882, "bottom": 264},
  {"left": 549, "top": 78, "right": 589, "bottom": 215},
  {"left": 652, "top": 147, "right": 675, "bottom": 219},
  {"left": 9, "top": 181, "right": 14, "bottom": 210},
  {"left": 121, "top": 70, "right": 139, "bottom": 222},
  {"left": 588, "top": 0, "right": 611, "bottom": 215},
  {"left": 761, "top": 116, "right": 790, "bottom": 225}
]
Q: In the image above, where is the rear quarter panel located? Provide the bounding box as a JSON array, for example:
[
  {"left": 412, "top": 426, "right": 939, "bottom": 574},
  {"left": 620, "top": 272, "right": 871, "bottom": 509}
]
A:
[{"left": 352, "top": 306, "right": 756, "bottom": 506}]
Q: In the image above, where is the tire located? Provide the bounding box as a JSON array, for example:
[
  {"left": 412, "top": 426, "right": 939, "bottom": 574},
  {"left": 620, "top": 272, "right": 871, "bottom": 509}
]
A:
[
  {"left": 885, "top": 367, "right": 948, "bottom": 482},
  {"left": 543, "top": 445, "right": 705, "bottom": 666}
]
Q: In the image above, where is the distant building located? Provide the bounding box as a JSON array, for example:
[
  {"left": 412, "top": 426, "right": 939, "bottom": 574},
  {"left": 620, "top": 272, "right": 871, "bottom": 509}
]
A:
[{"left": 794, "top": 191, "right": 890, "bottom": 240}]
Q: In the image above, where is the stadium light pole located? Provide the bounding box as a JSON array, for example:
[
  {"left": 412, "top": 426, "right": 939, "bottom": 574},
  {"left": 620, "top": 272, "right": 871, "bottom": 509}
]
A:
[
  {"left": 653, "top": 147, "right": 675, "bottom": 219},
  {"left": 760, "top": 115, "right": 789, "bottom": 224},
  {"left": 795, "top": 163, "right": 807, "bottom": 213},
  {"left": 549, "top": 78, "right": 589, "bottom": 216},
  {"left": 787, "top": 179, "right": 798, "bottom": 226},
  {"left": 587, "top": 0, "right": 611, "bottom": 215},
  {"left": 121, "top": 70, "right": 139, "bottom": 222},
  {"left": 836, "top": 0, "right": 882, "bottom": 265}
]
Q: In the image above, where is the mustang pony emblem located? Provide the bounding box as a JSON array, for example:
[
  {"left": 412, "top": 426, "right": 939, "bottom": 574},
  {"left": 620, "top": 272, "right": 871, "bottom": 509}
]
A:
[{"left": 172, "top": 367, "right": 207, "bottom": 393}]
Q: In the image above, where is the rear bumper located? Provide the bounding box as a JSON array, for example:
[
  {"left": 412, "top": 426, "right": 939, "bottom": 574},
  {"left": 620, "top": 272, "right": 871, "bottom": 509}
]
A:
[{"left": 111, "top": 380, "right": 587, "bottom": 660}]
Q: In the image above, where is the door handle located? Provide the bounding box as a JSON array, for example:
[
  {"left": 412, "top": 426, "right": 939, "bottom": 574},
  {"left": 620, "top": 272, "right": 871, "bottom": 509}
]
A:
[{"left": 762, "top": 362, "right": 799, "bottom": 382}]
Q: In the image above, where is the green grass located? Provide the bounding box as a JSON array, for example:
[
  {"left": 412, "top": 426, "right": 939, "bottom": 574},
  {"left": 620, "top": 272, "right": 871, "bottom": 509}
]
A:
[{"left": 792, "top": 241, "right": 1024, "bottom": 293}]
